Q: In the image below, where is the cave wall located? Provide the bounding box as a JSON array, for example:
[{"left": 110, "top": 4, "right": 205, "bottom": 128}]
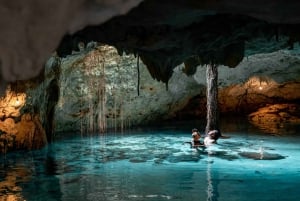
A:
[
  {"left": 1, "top": 1, "right": 300, "bottom": 153},
  {"left": 0, "top": 54, "right": 61, "bottom": 152},
  {"left": 53, "top": 46, "right": 300, "bottom": 133},
  {"left": 0, "top": 44, "right": 299, "bottom": 151},
  {"left": 177, "top": 50, "right": 300, "bottom": 119},
  {"left": 0, "top": 87, "right": 47, "bottom": 153},
  {"left": 53, "top": 45, "right": 201, "bottom": 133}
]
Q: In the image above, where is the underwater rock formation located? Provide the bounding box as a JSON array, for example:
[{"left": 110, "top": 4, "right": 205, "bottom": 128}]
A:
[{"left": 239, "top": 151, "right": 286, "bottom": 160}]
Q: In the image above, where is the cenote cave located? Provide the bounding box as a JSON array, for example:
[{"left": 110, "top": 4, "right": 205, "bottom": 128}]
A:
[{"left": 0, "top": 1, "right": 300, "bottom": 201}]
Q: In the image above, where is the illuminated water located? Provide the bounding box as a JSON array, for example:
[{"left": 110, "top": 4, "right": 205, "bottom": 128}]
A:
[{"left": 1, "top": 120, "right": 300, "bottom": 201}]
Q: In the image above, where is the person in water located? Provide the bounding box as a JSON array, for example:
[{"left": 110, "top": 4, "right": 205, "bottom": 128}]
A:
[
  {"left": 191, "top": 128, "right": 202, "bottom": 146},
  {"left": 184, "top": 128, "right": 226, "bottom": 147},
  {"left": 204, "top": 129, "right": 222, "bottom": 146}
]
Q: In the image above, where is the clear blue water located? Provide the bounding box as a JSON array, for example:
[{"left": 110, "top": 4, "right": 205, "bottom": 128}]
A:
[{"left": 1, "top": 120, "right": 300, "bottom": 201}]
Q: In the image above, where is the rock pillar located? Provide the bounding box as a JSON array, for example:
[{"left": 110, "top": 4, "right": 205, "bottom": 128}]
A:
[{"left": 205, "top": 64, "right": 219, "bottom": 133}]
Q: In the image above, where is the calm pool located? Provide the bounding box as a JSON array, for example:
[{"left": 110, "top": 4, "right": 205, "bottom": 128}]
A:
[{"left": 1, "top": 121, "right": 300, "bottom": 201}]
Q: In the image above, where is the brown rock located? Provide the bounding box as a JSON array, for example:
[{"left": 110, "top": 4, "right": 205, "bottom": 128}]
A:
[{"left": 0, "top": 114, "right": 47, "bottom": 153}]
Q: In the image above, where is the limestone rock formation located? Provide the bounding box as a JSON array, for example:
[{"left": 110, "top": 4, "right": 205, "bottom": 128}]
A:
[
  {"left": 0, "top": 113, "right": 47, "bottom": 153},
  {"left": 46, "top": 46, "right": 300, "bottom": 133},
  {"left": 0, "top": 44, "right": 299, "bottom": 152},
  {"left": 54, "top": 45, "right": 200, "bottom": 132},
  {"left": 0, "top": 55, "right": 59, "bottom": 152},
  {"left": 176, "top": 50, "right": 300, "bottom": 119}
]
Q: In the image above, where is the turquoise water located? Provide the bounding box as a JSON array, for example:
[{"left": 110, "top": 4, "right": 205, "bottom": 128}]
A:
[{"left": 1, "top": 121, "right": 300, "bottom": 201}]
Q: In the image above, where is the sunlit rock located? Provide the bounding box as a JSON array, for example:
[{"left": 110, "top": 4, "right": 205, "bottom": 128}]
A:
[
  {"left": 177, "top": 50, "right": 300, "bottom": 118},
  {"left": 0, "top": 113, "right": 47, "bottom": 153},
  {"left": 0, "top": 87, "right": 47, "bottom": 152},
  {"left": 0, "top": 88, "right": 26, "bottom": 119}
]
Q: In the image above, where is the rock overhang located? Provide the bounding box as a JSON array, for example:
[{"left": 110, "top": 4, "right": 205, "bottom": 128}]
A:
[
  {"left": 2, "top": 0, "right": 300, "bottom": 86},
  {"left": 56, "top": 0, "right": 300, "bottom": 83}
]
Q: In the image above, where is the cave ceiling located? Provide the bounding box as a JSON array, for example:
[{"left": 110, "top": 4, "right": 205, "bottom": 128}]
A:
[{"left": 57, "top": 0, "right": 300, "bottom": 84}]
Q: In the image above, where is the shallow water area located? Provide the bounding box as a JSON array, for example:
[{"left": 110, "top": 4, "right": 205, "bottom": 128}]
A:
[{"left": 1, "top": 121, "right": 300, "bottom": 201}]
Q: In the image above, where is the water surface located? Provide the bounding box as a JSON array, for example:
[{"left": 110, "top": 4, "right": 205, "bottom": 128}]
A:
[{"left": 1, "top": 121, "right": 300, "bottom": 201}]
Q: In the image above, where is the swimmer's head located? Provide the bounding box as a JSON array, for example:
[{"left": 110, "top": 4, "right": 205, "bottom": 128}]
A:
[{"left": 207, "top": 129, "right": 221, "bottom": 141}]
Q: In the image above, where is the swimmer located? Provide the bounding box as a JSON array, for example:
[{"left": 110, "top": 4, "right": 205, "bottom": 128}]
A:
[
  {"left": 204, "top": 129, "right": 230, "bottom": 146},
  {"left": 191, "top": 128, "right": 202, "bottom": 146},
  {"left": 182, "top": 128, "right": 204, "bottom": 148}
]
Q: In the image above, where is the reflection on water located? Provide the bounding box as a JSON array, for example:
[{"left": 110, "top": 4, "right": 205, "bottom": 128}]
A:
[
  {"left": 1, "top": 120, "right": 300, "bottom": 201},
  {"left": 0, "top": 165, "right": 29, "bottom": 201}
]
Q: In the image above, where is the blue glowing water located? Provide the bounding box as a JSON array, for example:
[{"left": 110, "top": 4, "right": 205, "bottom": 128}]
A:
[{"left": 1, "top": 121, "right": 300, "bottom": 201}]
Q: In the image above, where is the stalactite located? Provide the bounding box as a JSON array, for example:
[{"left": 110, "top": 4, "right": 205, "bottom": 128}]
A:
[
  {"left": 205, "top": 64, "right": 219, "bottom": 134},
  {"left": 137, "top": 55, "right": 140, "bottom": 96},
  {"left": 87, "top": 52, "right": 95, "bottom": 133},
  {"left": 125, "top": 92, "right": 132, "bottom": 132},
  {"left": 113, "top": 87, "right": 117, "bottom": 133},
  {"left": 118, "top": 61, "right": 125, "bottom": 133},
  {"left": 120, "top": 103, "right": 124, "bottom": 133},
  {"left": 80, "top": 90, "right": 84, "bottom": 135},
  {"left": 98, "top": 59, "right": 107, "bottom": 133},
  {"left": 82, "top": 49, "right": 107, "bottom": 134}
]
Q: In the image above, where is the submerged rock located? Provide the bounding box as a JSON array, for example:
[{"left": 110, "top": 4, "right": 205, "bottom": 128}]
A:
[{"left": 239, "top": 151, "right": 286, "bottom": 160}]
